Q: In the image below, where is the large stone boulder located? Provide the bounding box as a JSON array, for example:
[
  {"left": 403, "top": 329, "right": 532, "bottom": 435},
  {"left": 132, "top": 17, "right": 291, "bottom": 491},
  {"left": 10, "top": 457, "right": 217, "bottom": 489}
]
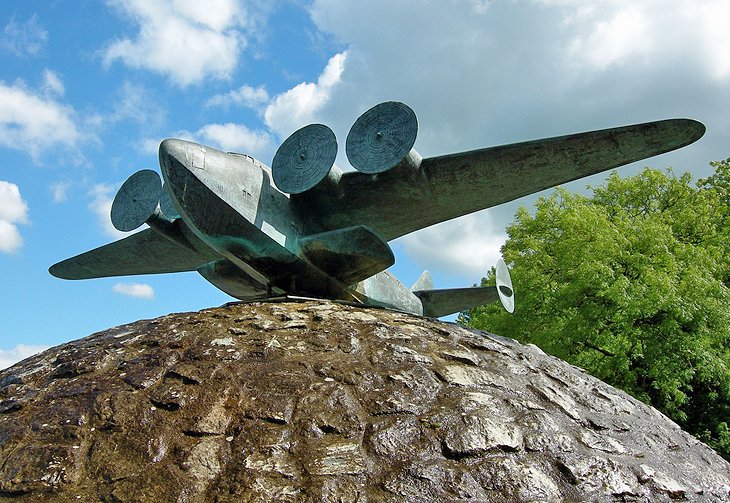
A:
[{"left": 1, "top": 300, "right": 728, "bottom": 502}]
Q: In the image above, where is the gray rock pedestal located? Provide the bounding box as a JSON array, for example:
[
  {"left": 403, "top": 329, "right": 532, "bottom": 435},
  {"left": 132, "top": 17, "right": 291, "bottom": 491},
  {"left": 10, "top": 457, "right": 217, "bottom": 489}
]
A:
[{"left": 1, "top": 300, "right": 728, "bottom": 501}]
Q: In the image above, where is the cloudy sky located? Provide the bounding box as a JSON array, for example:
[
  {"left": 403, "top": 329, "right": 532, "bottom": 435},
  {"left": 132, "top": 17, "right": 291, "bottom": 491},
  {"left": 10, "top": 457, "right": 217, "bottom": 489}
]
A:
[{"left": 1, "top": 0, "right": 728, "bottom": 369}]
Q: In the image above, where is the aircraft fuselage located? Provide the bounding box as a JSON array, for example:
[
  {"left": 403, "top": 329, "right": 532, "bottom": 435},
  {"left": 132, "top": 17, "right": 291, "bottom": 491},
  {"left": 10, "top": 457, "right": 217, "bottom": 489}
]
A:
[
  {"left": 51, "top": 101, "right": 704, "bottom": 317},
  {"left": 158, "top": 138, "right": 412, "bottom": 310}
]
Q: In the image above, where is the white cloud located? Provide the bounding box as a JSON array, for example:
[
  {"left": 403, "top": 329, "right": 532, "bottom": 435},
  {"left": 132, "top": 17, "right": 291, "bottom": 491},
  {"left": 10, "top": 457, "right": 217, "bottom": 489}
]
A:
[
  {"left": 205, "top": 84, "right": 269, "bottom": 109},
  {"left": 113, "top": 282, "right": 154, "bottom": 299},
  {"left": 197, "top": 123, "right": 272, "bottom": 157},
  {"left": 397, "top": 212, "right": 506, "bottom": 281},
  {"left": 42, "top": 69, "right": 65, "bottom": 97},
  {"left": 693, "top": 1, "right": 730, "bottom": 80},
  {"left": 0, "top": 181, "right": 29, "bottom": 224},
  {"left": 170, "top": 0, "right": 245, "bottom": 31},
  {"left": 185, "top": 52, "right": 347, "bottom": 161},
  {"left": 109, "top": 81, "right": 166, "bottom": 127},
  {"left": 548, "top": 0, "right": 730, "bottom": 78},
  {"left": 0, "top": 79, "right": 82, "bottom": 160},
  {"left": 162, "top": 123, "right": 272, "bottom": 159},
  {"left": 51, "top": 181, "right": 71, "bottom": 203},
  {"left": 263, "top": 51, "right": 348, "bottom": 138},
  {"left": 102, "top": 0, "right": 251, "bottom": 87},
  {"left": 1, "top": 15, "right": 47, "bottom": 56},
  {"left": 569, "top": 6, "right": 651, "bottom": 70},
  {"left": 0, "top": 344, "right": 48, "bottom": 370},
  {"left": 0, "top": 220, "right": 24, "bottom": 254},
  {"left": 88, "top": 183, "right": 128, "bottom": 238},
  {"left": 0, "top": 181, "right": 29, "bottom": 254},
  {"left": 138, "top": 138, "right": 161, "bottom": 155},
  {"left": 470, "top": 0, "right": 492, "bottom": 14}
]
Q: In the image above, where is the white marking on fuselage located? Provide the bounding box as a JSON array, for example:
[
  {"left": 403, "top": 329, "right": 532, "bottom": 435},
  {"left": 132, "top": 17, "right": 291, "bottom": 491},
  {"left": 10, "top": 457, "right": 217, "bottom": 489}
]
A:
[{"left": 261, "top": 221, "right": 287, "bottom": 247}]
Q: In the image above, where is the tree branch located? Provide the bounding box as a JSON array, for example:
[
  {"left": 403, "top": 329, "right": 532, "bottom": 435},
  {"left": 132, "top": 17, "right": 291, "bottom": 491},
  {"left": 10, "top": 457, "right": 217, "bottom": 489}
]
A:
[{"left": 582, "top": 341, "right": 616, "bottom": 358}]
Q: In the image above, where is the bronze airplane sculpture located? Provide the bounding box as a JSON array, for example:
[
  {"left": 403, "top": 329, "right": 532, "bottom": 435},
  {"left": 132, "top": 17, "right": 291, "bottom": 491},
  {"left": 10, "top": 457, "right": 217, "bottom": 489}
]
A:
[{"left": 50, "top": 102, "right": 705, "bottom": 317}]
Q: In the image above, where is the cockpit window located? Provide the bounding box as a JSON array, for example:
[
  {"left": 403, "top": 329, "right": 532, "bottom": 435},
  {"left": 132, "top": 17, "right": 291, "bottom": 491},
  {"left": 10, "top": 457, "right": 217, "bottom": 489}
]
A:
[
  {"left": 228, "top": 152, "right": 268, "bottom": 170},
  {"left": 226, "top": 152, "right": 253, "bottom": 160}
]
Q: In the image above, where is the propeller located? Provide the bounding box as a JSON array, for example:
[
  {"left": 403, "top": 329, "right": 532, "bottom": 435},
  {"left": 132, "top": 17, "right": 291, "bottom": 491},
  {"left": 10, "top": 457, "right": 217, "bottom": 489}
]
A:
[
  {"left": 272, "top": 124, "right": 339, "bottom": 194},
  {"left": 111, "top": 170, "right": 162, "bottom": 232},
  {"left": 346, "top": 101, "right": 422, "bottom": 174}
]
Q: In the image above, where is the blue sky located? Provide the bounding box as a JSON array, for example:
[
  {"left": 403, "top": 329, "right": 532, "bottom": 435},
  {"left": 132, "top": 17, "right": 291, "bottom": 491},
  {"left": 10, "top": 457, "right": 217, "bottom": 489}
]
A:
[{"left": 1, "top": 0, "right": 729, "bottom": 369}]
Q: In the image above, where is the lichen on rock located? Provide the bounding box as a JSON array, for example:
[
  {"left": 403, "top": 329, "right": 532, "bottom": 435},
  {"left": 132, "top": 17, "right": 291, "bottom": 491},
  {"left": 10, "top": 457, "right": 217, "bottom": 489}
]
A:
[{"left": 1, "top": 300, "right": 729, "bottom": 502}]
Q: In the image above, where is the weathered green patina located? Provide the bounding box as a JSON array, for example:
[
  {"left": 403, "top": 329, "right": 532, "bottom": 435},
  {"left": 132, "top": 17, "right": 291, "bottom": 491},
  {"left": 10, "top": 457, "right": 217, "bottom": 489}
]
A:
[{"left": 49, "top": 102, "right": 705, "bottom": 317}]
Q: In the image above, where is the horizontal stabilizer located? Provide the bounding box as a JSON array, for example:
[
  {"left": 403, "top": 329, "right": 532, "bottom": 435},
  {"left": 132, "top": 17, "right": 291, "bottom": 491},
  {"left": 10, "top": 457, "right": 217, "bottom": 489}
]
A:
[
  {"left": 298, "top": 225, "right": 394, "bottom": 285},
  {"left": 414, "top": 287, "right": 500, "bottom": 318},
  {"left": 415, "top": 258, "right": 514, "bottom": 317},
  {"left": 50, "top": 228, "right": 220, "bottom": 280}
]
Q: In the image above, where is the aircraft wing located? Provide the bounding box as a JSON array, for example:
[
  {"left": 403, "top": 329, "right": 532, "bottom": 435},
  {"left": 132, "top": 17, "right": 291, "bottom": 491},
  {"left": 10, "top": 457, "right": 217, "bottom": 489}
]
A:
[
  {"left": 49, "top": 228, "right": 220, "bottom": 280},
  {"left": 299, "top": 119, "right": 704, "bottom": 241}
]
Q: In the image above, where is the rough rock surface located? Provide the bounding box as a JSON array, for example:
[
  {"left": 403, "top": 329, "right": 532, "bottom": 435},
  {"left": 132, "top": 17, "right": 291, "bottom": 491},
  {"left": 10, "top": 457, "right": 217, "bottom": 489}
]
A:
[{"left": 1, "top": 300, "right": 729, "bottom": 502}]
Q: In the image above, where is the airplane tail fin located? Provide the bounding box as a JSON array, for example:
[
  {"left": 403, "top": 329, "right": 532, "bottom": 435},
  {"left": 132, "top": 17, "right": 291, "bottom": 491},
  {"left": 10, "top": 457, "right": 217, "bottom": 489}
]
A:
[
  {"left": 410, "top": 270, "right": 434, "bottom": 291},
  {"left": 412, "top": 259, "right": 514, "bottom": 317}
]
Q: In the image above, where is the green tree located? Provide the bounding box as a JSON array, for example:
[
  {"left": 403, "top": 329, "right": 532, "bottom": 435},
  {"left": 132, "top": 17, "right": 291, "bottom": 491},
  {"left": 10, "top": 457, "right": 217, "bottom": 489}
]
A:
[{"left": 460, "top": 162, "right": 730, "bottom": 458}]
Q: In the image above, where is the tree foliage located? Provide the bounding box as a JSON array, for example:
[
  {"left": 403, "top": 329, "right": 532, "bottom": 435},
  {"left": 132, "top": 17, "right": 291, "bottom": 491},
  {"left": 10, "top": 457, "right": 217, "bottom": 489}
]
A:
[{"left": 460, "top": 162, "right": 730, "bottom": 457}]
